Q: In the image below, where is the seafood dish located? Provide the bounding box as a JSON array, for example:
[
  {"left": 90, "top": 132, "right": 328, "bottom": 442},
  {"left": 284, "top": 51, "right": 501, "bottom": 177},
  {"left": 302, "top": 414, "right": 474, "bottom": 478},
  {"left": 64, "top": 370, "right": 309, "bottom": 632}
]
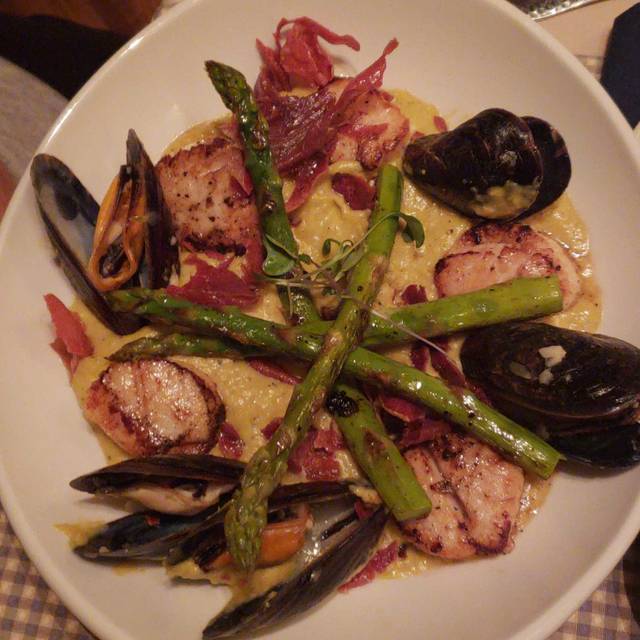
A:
[{"left": 29, "top": 15, "right": 640, "bottom": 639}]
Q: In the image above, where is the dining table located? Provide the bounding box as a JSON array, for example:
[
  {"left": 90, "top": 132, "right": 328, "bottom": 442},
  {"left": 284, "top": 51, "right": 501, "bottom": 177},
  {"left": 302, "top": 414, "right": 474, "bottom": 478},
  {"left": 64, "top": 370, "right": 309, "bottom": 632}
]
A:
[{"left": 0, "top": 1, "right": 638, "bottom": 638}]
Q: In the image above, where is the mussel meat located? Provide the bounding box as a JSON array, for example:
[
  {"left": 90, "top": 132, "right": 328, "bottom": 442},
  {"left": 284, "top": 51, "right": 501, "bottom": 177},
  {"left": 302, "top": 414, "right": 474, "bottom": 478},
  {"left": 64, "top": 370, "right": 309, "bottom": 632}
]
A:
[
  {"left": 31, "top": 130, "right": 178, "bottom": 335},
  {"left": 70, "top": 454, "right": 354, "bottom": 562},
  {"left": 70, "top": 454, "right": 244, "bottom": 515},
  {"left": 166, "top": 480, "right": 354, "bottom": 567},
  {"left": 403, "top": 108, "right": 571, "bottom": 220},
  {"left": 69, "top": 453, "right": 385, "bottom": 636},
  {"left": 460, "top": 322, "right": 640, "bottom": 468}
]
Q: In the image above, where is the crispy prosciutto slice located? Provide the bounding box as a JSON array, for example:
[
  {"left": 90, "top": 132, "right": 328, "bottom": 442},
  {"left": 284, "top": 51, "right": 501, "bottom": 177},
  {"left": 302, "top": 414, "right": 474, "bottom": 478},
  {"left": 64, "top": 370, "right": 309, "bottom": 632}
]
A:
[
  {"left": 256, "top": 17, "right": 359, "bottom": 95},
  {"left": 339, "top": 541, "right": 398, "bottom": 592},
  {"left": 166, "top": 255, "right": 258, "bottom": 309},
  {"left": 85, "top": 360, "right": 225, "bottom": 457},
  {"left": 434, "top": 222, "right": 581, "bottom": 309},
  {"left": 44, "top": 294, "right": 93, "bottom": 375},
  {"left": 331, "top": 173, "right": 375, "bottom": 210},
  {"left": 156, "top": 138, "right": 260, "bottom": 258},
  {"left": 401, "top": 432, "right": 524, "bottom": 560},
  {"left": 287, "top": 427, "right": 342, "bottom": 480},
  {"left": 256, "top": 37, "right": 406, "bottom": 211},
  {"left": 258, "top": 17, "right": 360, "bottom": 90}
]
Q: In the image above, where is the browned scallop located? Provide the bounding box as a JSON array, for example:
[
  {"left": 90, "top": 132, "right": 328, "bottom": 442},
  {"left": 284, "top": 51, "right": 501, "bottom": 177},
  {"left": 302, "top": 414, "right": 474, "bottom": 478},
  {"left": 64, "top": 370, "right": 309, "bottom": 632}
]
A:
[
  {"left": 156, "top": 139, "right": 260, "bottom": 254},
  {"left": 400, "top": 431, "right": 524, "bottom": 560},
  {"left": 434, "top": 222, "right": 581, "bottom": 309},
  {"left": 85, "top": 360, "right": 225, "bottom": 456},
  {"left": 330, "top": 87, "right": 409, "bottom": 170}
]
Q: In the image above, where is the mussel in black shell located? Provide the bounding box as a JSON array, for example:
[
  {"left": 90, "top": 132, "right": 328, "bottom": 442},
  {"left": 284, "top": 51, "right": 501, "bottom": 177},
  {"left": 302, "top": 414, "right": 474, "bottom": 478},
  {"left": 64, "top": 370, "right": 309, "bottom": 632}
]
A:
[
  {"left": 460, "top": 322, "right": 640, "bottom": 468},
  {"left": 69, "top": 453, "right": 385, "bottom": 636},
  {"left": 70, "top": 454, "right": 244, "bottom": 515},
  {"left": 31, "top": 130, "right": 178, "bottom": 335},
  {"left": 403, "top": 108, "right": 571, "bottom": 220}
]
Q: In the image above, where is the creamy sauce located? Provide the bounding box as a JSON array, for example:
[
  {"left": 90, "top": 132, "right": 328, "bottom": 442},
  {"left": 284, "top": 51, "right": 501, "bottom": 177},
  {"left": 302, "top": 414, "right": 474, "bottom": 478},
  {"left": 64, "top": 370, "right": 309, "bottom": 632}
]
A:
[
  {"left": 55, "top": 521, "right": 105, "bottom": 548},
  {"left": 167, "top": 556, "right": 298, "bottom": 603},
  {"left": 66, "top": 90, "right": 600, "bottom": 583},
  {"left": 471, "top": 181, "right": 539, "bottom": 219}
]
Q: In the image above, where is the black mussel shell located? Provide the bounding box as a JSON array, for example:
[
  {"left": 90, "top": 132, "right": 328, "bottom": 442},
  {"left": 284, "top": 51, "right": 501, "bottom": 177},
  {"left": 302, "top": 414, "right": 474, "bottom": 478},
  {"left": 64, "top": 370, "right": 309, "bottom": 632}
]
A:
[
  {"left": 74, "top": 505, "right": 219, "bottom": 561},
  {"left": 461, "top": 322, "right": 640, "bottom": 468},
  {"left": 31, "top": 154, "right": 143, "bottom": 335},
  {"left": 30, "top": 154, "right": 99, "bottom": 226},
  {"left": 203, "top": 506, "right": 388, "bottom": 639},
  {"left": 547, "top": 420, "right": 640, "bottom": 468},
  {"left": 70, "top": 454, "right": 245, "bottom": 495},
  {"left": 126, "top": 130, "right": 178, "bottom": 288},
  {"left": 167, "top": 480, "right": 353, "bottom": 567},
  {"left": 74, "top": 478, "right": 353, "bottom": 562},
  {"left": 522, "top": 116, "right": 571, "bottom": 215},
  {"left": 403, "top": 108, "right": 570, "bottom": 220}
]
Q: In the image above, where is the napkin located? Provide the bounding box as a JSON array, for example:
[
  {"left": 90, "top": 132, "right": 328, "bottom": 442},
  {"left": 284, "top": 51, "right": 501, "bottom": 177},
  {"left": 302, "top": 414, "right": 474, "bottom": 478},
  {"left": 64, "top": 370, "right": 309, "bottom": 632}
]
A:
[{"left": 601, "top": 3, "right": 640, "bottom": 128}]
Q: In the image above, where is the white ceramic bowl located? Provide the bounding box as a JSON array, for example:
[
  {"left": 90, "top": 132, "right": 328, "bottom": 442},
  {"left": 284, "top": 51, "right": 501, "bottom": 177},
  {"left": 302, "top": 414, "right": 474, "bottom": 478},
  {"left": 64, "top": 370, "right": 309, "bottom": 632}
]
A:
[{"left": 1, "top": 1, "right": 639, "bottom": 639}]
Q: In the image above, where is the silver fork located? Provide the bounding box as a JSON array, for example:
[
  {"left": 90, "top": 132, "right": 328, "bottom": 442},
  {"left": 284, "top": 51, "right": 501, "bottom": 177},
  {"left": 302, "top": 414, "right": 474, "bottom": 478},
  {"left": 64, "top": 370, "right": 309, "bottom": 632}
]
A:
[{"left": 509, "top": 0, "right": 606, "bottom": 20}]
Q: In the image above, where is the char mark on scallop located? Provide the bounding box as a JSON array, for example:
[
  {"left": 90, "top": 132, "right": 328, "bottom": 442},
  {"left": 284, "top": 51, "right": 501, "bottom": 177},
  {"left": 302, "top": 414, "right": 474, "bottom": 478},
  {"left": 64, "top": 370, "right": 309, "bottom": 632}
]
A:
[
  {"left": 85, "top": 359, "right": 225, "bottom": 456},
  {"left": 400, "top": 430, "right": 524, "bottom": 560},
  {"left": 434, "top": 222, "right": 581, "bottom": 309},
  {"left": 156, "top": 138, "right": 260, "bottom": 254}
]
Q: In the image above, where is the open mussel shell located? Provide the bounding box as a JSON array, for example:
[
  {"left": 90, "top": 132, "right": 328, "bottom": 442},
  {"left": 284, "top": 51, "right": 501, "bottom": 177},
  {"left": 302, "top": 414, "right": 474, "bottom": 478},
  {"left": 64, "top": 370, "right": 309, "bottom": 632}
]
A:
[
  {"left": 31, "top": 130, "right": 179, "bottom": 334},
  {"left": 70, "top": 454, "right": 244, "bottom": 495},
  {"left": 403, "top": 108, "right": 571, "bottom": 220},
  {"left": 76, "top": 484, "right": 353, "bottom": 563},
  {"left": 167, "top": 480, "right": 353, "bottom": 566},
  {"left": 125, "top": 129, "right": 178, "bottom": 288},
  {"left": 460, "top": 322, "right": 640, "bottom": 468},
  {"left": 203, "top": 507, "right": 388, "bottom": 639},
  {"left": 73, "top": 505, "right": 219, "bottom": 561},
  {"left": 31, "top": 154, "right": 143, "bottom": 335},
  {"left": 522, "top": 116, "right": 571, "bottom": 215},
  {"left": 30, "top": 154, "right": 99, "bottom": 226}
]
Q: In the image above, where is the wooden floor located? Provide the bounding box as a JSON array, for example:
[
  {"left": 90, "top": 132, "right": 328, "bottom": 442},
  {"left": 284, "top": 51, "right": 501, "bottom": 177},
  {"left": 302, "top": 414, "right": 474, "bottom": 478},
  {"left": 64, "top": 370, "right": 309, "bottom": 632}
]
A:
[{"left": 1, "top": 0, "right": 162, "bottom": 36}]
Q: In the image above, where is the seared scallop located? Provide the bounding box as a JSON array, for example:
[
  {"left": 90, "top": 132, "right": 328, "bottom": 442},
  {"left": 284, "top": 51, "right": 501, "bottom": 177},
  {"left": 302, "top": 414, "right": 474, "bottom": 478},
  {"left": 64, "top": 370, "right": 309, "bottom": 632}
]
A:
[
  {"left": 329, "top": 83, "right": 409, "bottom": 170},
  {"left": 401, "top": 431, "right": 524, "bottom": 560},
  {"left": 85, "top": 360, "right": 225, "bottom": 456},
  {"left": 434, "top": 222, "right": 581, "bottom": 309},
  {"left": 156, "top": 138, "right": 260, "bottom": 254}
]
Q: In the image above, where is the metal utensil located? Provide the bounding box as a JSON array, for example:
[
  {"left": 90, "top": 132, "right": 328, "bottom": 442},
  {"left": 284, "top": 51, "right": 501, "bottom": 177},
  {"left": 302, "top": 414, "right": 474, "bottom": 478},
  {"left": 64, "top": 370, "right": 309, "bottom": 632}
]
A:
[{"left": 509, "top": 0, "right": 606, "bottom": 20}]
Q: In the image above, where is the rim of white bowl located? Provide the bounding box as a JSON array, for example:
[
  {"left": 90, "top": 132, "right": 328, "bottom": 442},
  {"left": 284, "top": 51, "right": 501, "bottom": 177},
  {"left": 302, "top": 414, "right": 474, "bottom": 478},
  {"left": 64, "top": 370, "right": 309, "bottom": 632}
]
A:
[{"left": 1, "top": 1, "right": 639, "bottom": 639}]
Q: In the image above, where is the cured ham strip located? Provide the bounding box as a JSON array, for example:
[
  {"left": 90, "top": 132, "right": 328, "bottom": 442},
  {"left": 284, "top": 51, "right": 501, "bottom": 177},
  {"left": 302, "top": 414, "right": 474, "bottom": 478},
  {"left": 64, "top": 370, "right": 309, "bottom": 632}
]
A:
[
  {"left": 331, "top": 173, "right": 376, "bottom": 210},
  {"left": 434, "top": 222, "right": 581, "bottom": 309},
  {"left": 339, "top": 541, "right": 398, "bottom": 592},
  {"left": 379, "top": 393, "right": 425, "bottom": 423},
  {"left": 256, "top": 38, "right": 406, "bottom": 211},
  {"left": 334, "top": 39, "right": 399, "bottom": 112},
  {"left": 398, "top": 418, "right": 451, "bottom": 449},
  {"left": 261, "top": 417, "right": 283, "bottom": 440},
  {"left": 166, "top": 255, "right": 258, "bottom": 309},
  {"left": 44, "top": 294, "right": 93, "bottom": 374},
  {"left": 269, "top": 89, "right": 337, "bottom": 172},
  {"left": 218, "top": 422, "right": 245, "bottom": 459},
  {"left": 274, "top": 17, "right": 359, "bottom": 88},
  {"left": 247, "top": 358, "right": 302, "bottom": 385},
  {"left": 401, "top": 432, "right": 524, "bottom": 560},
  {"left": 85, "top": 360, "right": 225, "bottom": 457},
  {"left": 400, "top": 284, "right": 427, "bottom": 305},
  {"left": 288, "top": 428, "right": 341, "bottom": 480},
  {"left": 284, "top": 154, "right": 329, "bottom": 214},
  {"left": 257, "top": 17, "right": 360, "bottom": 91}
]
